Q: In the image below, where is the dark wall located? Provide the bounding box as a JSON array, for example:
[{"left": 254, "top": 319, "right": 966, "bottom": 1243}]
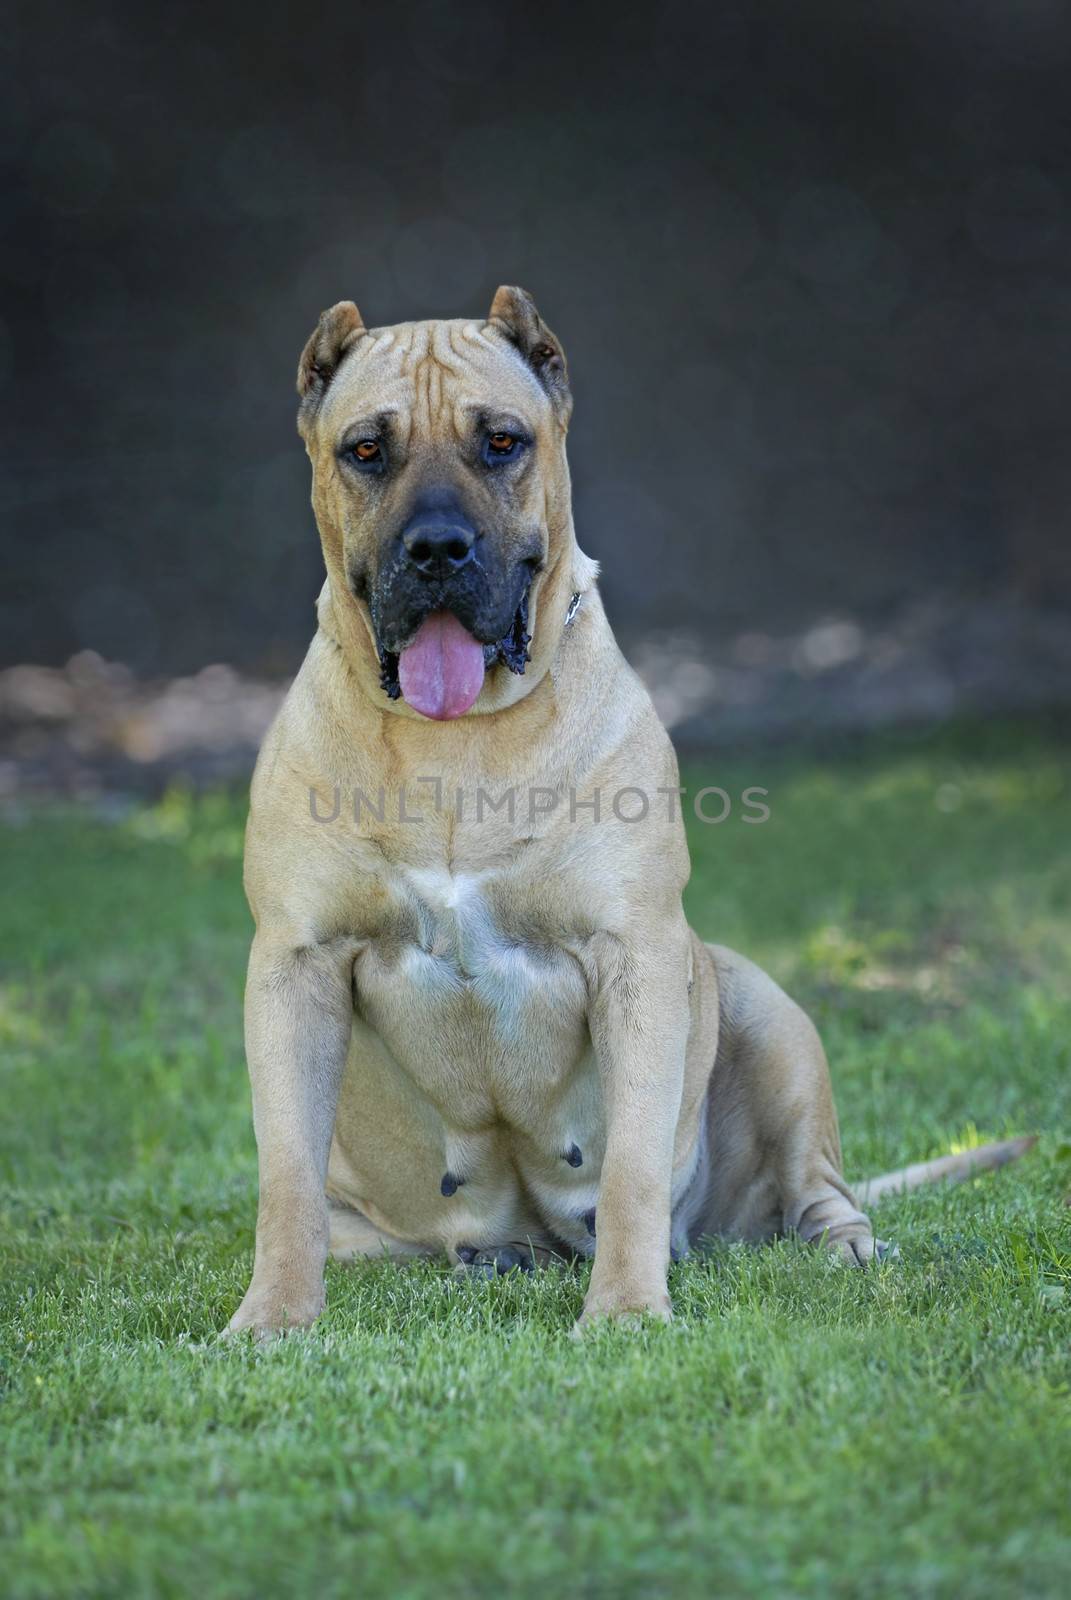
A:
[{"left": 4, "top": 0, "right": 1070, "bottom": 673}]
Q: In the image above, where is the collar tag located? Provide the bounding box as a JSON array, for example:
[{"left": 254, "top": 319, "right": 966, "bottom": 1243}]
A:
[{"left": 564, "top": 591, "right": 582, "bottom": 627}]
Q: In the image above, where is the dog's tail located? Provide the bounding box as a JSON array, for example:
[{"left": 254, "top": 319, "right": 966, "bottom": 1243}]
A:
[{"left": 856, "top": 1134, "right": 1037, "bottom": 1206}]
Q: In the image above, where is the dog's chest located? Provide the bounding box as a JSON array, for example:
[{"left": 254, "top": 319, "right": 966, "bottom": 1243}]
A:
[{"left": 355, "top": 860, "right": 593, "bottom": 1121}]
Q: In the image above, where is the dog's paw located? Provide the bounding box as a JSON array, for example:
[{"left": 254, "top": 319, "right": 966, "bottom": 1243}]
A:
[
  {"left": 824, "top": 1229, "right": 896, "bottom": 1267},
  {"left": 455, "top": 1243, "right": 536, "bottom": 1278},
  {"left": 829, "top": 1230, "right": 876, "bottom": 1267},
  {"left": 224, "top": 1278, "right": 325, "bottom": 1340},
  {"left": 571, "top": 1280, "right": 672, "bottom": 1337},
  {"left": 454, "top": 1241, "right": 569, "bottom": 1277},
  {"left": 826, "top": 1228, "right": 902, "bottom": 1267}
]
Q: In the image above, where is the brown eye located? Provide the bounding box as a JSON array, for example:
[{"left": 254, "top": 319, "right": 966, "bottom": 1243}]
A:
[
  {"left": 353, "top": 439, "right": 381, "bottom": 462},
  {"left": 488, "top": 431, "right": 515, "bottom": 453}
]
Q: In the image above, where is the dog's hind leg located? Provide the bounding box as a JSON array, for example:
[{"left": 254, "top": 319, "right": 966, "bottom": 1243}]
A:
[{"left": 693, "top": 943, "right": 875, "bottom": 1264}]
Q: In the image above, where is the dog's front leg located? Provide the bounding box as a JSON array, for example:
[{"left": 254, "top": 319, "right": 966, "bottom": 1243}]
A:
[
  {"left": 576, "top": 926, "right": 691, "bottom": 1331},
  {"left": 227, "top": 933, "right": 355, "bottom": 1337}
]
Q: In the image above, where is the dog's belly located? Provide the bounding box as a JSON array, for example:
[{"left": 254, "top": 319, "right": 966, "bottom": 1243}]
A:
[{"left": 327, "top": 867, "right": 604, "bottom": 1255}]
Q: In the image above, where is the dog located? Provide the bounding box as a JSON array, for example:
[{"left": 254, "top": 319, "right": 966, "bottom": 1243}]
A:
[{"left": 228, "top": 287, "right": 1032, "bottom": 1336}]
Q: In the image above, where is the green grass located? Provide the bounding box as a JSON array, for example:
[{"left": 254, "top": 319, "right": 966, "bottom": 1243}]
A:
[{"left": 2, "top": 718, "right": 1070, "bottom": 1599}]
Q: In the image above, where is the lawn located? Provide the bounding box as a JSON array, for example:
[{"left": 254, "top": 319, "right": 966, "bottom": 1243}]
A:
[{"left": 1, "top": 718, "right": 1069, "bottom": 1599}]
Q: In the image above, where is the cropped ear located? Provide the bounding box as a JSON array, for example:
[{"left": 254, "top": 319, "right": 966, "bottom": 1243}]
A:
[
  {"left": 487, "top": 285, "right": 572, "bottom": 425},
  {"left": 296, "top": 301, "right": 366, "bottom": 425}
]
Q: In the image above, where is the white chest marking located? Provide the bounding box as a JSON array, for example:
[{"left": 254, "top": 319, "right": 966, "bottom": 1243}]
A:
[{"left": 396, "top": 865, "right": 546, "bottom": 1040}]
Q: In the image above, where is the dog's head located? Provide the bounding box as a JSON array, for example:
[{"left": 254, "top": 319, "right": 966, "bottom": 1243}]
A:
[{"left": 297, "top": 287, "right": 586, "bottom": 720}]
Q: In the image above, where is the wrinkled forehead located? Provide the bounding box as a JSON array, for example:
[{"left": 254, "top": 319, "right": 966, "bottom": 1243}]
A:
[{"left": 318, "top": 318, "right": 552, "bottom": 444}]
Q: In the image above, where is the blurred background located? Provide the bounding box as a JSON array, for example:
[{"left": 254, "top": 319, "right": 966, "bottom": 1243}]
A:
[{"left": 3, "top": 0, "right": 1071, "bottom": 792}]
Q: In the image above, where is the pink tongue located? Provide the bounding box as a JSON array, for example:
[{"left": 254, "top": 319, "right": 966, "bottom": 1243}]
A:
[{"left": 398, "top": 611, "right": 486, "bottom": 720}]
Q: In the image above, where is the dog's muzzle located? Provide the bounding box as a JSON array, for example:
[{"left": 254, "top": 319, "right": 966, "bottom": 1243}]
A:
[{"left": 366, "top": 498, "right": 534, "bottom": 716}]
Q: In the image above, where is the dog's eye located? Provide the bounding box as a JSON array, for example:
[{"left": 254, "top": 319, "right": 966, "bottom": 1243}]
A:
[
  {"left": 484, "top": 431, "right": 522, "bottom": 466},
  {"left": 352, "top": 440, "right": 381, "bottom": 463}
]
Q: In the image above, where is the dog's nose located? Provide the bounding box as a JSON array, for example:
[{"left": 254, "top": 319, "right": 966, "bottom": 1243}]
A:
[{"left": 402, "top": 516, "right": 476, "bottom": 579}]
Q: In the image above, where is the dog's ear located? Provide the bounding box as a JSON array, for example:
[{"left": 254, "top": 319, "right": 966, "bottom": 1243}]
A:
[
  {"left": 488, "top": 286, "right": 572, "bottom": 425},
  {"left": 297, "top": 301, "right": 366, "bottom": 425}
]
